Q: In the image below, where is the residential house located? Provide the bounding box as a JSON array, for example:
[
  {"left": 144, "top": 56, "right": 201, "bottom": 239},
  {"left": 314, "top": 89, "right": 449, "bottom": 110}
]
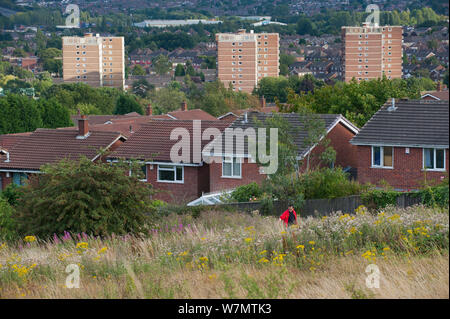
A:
[
  {"left": 421, "top": 83, "right": 449, "bottom": 101},
  {"left": 206, "top": 111, "right": 359, "bottom": 193},
  {"left": 0, "top": 117, "right": 126, "bottom": 191},
  {"left": 309, "top": 61, "right": 333, "bottom": 78},
  {"left": 350, "top": 99, "right": 449, "bottom": 190},
  {"left": 109, "top": 120, "right": 230, "bottom": 203}
]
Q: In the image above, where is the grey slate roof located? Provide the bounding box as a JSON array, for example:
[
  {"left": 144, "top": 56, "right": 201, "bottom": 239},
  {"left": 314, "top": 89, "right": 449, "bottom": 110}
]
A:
[
  {"left": 350, "top": 99, "right": 449, "bottom": 148},
  {"left": 210, "top": 111, "right": 358, "bottom": 159}
]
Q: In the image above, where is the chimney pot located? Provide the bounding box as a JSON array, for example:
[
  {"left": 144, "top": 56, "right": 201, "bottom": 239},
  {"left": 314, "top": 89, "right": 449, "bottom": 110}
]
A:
[
  {"left": 260, "top": 96, "right": 266, "bottom": 108},
  {"left": 146, "top": 103, "right": 152, "bottom": 116},
  {"left": 181, "top": 101, "right": 188, "bottom": 111},
  {"left": 78, "top": 116, "right": 89, "bottom": 137}
]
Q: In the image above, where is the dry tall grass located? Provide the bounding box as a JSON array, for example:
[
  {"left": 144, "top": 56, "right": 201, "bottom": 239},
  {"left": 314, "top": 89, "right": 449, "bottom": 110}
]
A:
[{"left": 0, "top": 205, "right": 448, "bottom": 299}]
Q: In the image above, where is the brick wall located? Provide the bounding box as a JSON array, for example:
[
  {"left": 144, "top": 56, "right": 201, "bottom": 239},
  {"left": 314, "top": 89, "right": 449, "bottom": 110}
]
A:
[
  {"left": 356, "top": 146, "right": 449, "bottom": 190},
  {"left": 209, "top": 122, "right": 358, "bottom": 192},
  {"left": 209, "top": 157, "right": 266, "bottom": 192},
  {"left": 145, "top": 164, "right": 209, "bottom": 204},
  {"left": 0, "top": 172, "right": 12, "bottom": 190},
  {"left": 299, "top": 122, "right": 358, "bottom": 171}
]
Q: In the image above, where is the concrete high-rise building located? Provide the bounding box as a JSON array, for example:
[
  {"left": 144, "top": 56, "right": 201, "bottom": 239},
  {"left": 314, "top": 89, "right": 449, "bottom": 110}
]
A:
[
  {"left": 62, "top": 33, "right": 125, "bottom": 88},
  {"left": 216, "top": 29, "right": 279, "bottom": 93},
  {"left": 342, "top": 23, "right": 403, "bottom": 82}
]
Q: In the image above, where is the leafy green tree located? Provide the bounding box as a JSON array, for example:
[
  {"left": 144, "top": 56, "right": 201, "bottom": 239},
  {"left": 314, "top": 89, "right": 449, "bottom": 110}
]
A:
[
  {"left": 174, "top": 63, "right": 186, "bottom": 76},
  {"left": 114, "top": 94, "right": 144, "bottom": 115},
  {"left": 132, "top": 78, "right": 154, "bottom": 98},
  {"left": 14, "top": 157, "right": 155, "bottom": 238},
  {"left": 0, "top": 94, "right": 43, "bottom": 134},
  {"left": 152, "top": 54, "right": 172, "bottom": 75},
  {"left": 37, "top": 98, "right": 72, "bottom": 128},
  {"left": 185, "top": 60, "right": 196, "bottom": 77},
  {"left": 0, "top": 197, "right": 17, "bottom": 241},
  {"left": 253, "top": 76, "right": 290, "bottom": 103},
  {"left": 148, "top": 86, "right": 187, "bottom": 114},
  {"left": 131, "top": 64, "right": 146, "bottom": 76}
]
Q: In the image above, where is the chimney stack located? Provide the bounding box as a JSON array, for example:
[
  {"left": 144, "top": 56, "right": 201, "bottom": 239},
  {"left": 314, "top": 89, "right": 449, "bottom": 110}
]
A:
[
  {"left": 77, "top": 115, "right": 89, "bottom": 138},
  {"left": 146, "top": 103, "right": 152, "bottom": 116},
  {"left": 436, "top": 81, "right": 442, "bottom": 92},
  {"left": 181, "top": 101, "right": 188, "bottom": 111},
  {"left": 260, "top": 96, "right": 266, "bottom": 108}
]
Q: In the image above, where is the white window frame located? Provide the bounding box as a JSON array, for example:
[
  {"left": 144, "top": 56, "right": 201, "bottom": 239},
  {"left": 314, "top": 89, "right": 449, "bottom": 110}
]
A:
[
  {"left": 157, "top": 164, "right": 184, "bottom": 183},
  {"left": 222, "top": 157, "right": 242, "bottom": 179},
  {"left": 423, "top": 148, "right": 446, "bottom": 171},
  {"left": 371, "top": 146, "right": 394, "bottom": 169}
]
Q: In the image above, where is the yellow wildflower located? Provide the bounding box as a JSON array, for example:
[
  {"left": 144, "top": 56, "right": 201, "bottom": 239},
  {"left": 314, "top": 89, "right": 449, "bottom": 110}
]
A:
[
  {"left": 76, "top": 242, "right": 88, "bottom": 249},
  {"left": 24, "top": 236, "right": 36, "bottom": 243}
]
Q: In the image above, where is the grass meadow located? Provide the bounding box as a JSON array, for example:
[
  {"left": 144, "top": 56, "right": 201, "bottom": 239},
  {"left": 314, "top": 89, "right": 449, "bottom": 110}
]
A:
[{"left": 0, "top": 205, "right": 448, "bottom": 299}]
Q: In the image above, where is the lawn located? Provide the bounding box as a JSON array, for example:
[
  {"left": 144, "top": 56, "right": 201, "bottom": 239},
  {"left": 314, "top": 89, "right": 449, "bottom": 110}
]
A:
[{"left": 0, "top": 205, "right": 448, "bottom": 299}]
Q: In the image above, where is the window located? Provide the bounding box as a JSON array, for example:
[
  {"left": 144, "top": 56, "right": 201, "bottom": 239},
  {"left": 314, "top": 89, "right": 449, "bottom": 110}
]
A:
[
  {"left": 423, "top": 148, "right": 445, "bottom": 171},
  {"left": 372, "top": 146, "right": 393, "bottom": 168},
  {"left": 157, "top": 165, "right": 183, "bottom": 183},
  {"left": 12, "top": 172, "right": 27, "bottom": 186},
  {"left": 222, "top": 157, "right": 241, "bottom": 178}
]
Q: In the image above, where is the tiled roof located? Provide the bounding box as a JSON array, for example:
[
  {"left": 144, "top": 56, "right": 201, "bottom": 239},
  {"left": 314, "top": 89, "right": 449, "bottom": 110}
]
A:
[
  {"left": 0, "top": 129, "right": 124, "bottom": 171},
  {"left": 350, "top": 99, "right": 449, "bottom": 148},
  {"left": 421, "top": 91, "right": 449, "bottom": 101},
  {"left": 65, "top": 115, "right": 171, "bottom": 137},
  {"left": 218, "top": 111, "right": 357, "bottom": 158},
  {"left": 70, "top": 113, "right": 143, "bottom": 126},
  {"left": 111, "top": 120, "right": 230, "bottom": 163},
  {"left": 0, "top": 132, "right": 32, "bottom": 150},
  {"left": 168, "top": 109, "right": 218, "bottom": 121}
]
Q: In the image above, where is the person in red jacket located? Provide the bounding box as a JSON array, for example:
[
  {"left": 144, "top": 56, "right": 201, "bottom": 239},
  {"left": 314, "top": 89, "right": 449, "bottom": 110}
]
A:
[{"left": 280, "top": 203, "right": 298, "bottom": 227}]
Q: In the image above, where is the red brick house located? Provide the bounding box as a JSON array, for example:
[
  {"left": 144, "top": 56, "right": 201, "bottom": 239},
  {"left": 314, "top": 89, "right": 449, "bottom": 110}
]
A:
[
  {"left": 109, "top": 120, "right": 230, "bottom": 203},
  {"left": 350, "top": 99, "right": 449, "bottom": 190},
  {"left": 0, "top": 117, "right": 125, "bottom": 191},
  {"left": 205, "top": 111, "right": 360, "bottom": 193}
]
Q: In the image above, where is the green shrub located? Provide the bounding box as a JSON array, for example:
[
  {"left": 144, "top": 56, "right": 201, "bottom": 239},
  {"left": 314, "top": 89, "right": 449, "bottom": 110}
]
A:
[
  {"left": 0, "top": 197, "right": 18, "bottom": 241},
  {"left": 0, "top": 183, "right": 21, "bottom": 206},
  {"left": 299, "top": 168, "right": 364, "bottom": 200},
  {"left": 230, "top": 182, "right": 262, "bottom": 202},
  {"left": 414, "top": 185, "right": 449, "bottom": 208},
  {"left": 361, "top": 189, "right": 400, "bottom": 210},
  {"left": 14, "top": 157, "right": 154, "bottom": 238},
  {"left": 259, "top": 193, "right": 274, "bottom": 216}
]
